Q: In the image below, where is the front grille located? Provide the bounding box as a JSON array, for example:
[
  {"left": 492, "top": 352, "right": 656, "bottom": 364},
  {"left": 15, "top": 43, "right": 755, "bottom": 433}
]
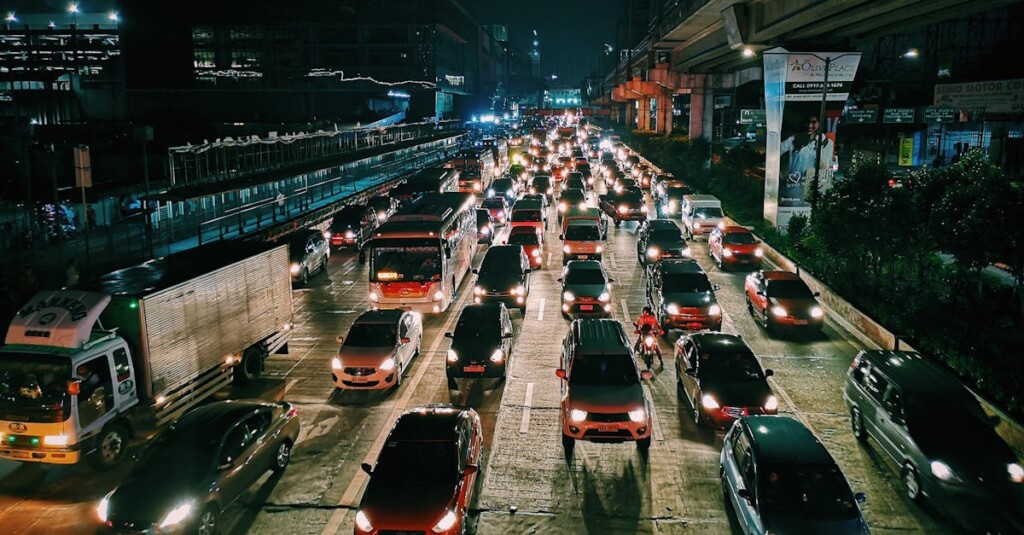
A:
[
  {"left": 583, "top": 429, "right": 633, "bottom": 440},
  {"left": 380, "top": 531, "right": 427, "bottom": 535},
  {"left": 342, "top": 380, "right": 381, "bottom": 387},
  {"left": 721, "top": 406, "right": 762, "bottom": 418},
  {"left": 344, "top": 367, "right": 375, "bottom": 376},
  {"left": 588, "top": 412, "right": 630, "bottom": 423}
]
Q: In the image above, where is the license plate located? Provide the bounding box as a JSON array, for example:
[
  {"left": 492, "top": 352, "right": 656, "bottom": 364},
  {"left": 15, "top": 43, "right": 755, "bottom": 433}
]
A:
[
  {"left": 579, "top": 304, "right": 594, "bottom": 311},
  {"left": 464, "top": 365, "right": 486, "bottom": 373},
  {"left": 793, "top": 319, "right": 808, "bottom": 325},
  {"left": 598, "top": 425, "right": 616, "bottom": 433},
  {"left": 688, "top": 323, "right": 704, "bottom": 329},
  {"left": 351, "top": 376, "right": 368, "bottom": 383},
  {"left": 577, "top": 255, "right": 587, "bottom": 259},
  {"left": 738, "top": 259, "right": 749, "bottom": 264}
]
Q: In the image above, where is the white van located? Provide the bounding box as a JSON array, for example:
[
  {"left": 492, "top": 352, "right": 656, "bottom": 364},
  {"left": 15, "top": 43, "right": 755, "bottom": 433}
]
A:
[{"left": 680, "top": 194, "right": 724, "bottom": 238}]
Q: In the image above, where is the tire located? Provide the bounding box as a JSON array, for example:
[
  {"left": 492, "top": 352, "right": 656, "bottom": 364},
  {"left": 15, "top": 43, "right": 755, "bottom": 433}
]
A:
[
  {"left": 636, "top": 437, "right": 651, "bottom": 452},
  {"left": 300, "top": 268, "right": 309, "bottom": 285},
  {"left": 395, "top": 363, "right": 404, "bottom": 387},
  {"left": 693, "top": 395, "right": 706, "bottom": 427},
  {"left": 746, "top": 297, "right": 754, "bottom": 315},
  {"left": 562, "top": 433, "right": 575, "bottom": 451},
  {"left": 233, "top": 347, "right": 264, "bottom": 385},
  {"left": 851, "top": 408, "right": 867, "bottom": 442},
  {"left": 271, "top": 440, "right": 292, "bottom": 473},
  {"left": 902, "top": 464, "right": 922, "bottom": 501},
  {"left": 320, "top": 254, "right": 328, "bottom": 274},
  {"left": 195, "top": 506, "right": 218, "bottom": 535},
  {"left": 87, "top": 423, "right": 129, "bottom": 470}
]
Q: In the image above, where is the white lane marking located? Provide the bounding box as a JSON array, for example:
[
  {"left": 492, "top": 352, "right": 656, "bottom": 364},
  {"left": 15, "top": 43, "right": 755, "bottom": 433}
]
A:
[
  {"left": 537, "top": 297, "right": 546, "bottom": 322},
  {"left": 620, "top": 298, "right": 631, "bottom": 325},
  {"left": 276, "top": 378, "right": 300, "bottom": 401},
  {"left": 608, "top": 251, "right": 618, "bottom": 269},
  {"left": 293, "top": 408, "right": 322, "bottom": 444},
  {"left": 520, "top": 383, "right": 535, "bottom": 435},
  {"left": 297, "top": 415, "right": 338, "bottom": 444},
  {"left": 642, "top": 384, "right": 665, "bottom": 442},
  {"left": 283, "top": 342, "right": 321, "bottom": 378},
  {"left": 547, "top": 252, "right": 552, "bottom": 266},
  {"left": 342, "top": 264, "right": 355, "bottom": 275},
  {"left": 320, "top": 288, "right": 470, "bottom": 535}
]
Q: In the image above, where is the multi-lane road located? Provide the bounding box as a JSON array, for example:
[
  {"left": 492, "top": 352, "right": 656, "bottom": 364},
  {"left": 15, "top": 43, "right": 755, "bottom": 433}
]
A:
[{"left": 0, "top": 168, "right": 967, "bottom": 534}]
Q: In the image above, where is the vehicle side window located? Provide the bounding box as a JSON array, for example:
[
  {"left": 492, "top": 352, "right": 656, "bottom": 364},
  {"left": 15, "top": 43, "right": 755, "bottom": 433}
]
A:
[
  {"left": 399, "top": 317, "right": 410, "bottom": 338},
  {"left": 220, "top": 424, "right": 249, "bottom": 463},
  {"left": 457, "top": 421, "right": 471, "bottom": 470},
  {"left": 851, "top": 358, "right": 871, "bottom": 384},
  {"left": 247, "top": 411, "right": 272, "bottom": 437},
  {"left": 864, "top": 369, "right": 889, "bottom": 402},
  {"left": 112, "top": 347, "right": 131, "bottom": 382},
  {"left": 76, "top": 355, "right": 114, "bottom": 427},
  {"left": 882, "top": 386, "right": 904, "bottom": 420},
  {"left": 732, "top": 430, "right": 755, "bottom": 492}
]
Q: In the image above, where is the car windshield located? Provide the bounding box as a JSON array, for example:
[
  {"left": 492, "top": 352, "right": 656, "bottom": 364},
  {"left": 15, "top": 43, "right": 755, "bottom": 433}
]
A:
[
  {"left": 565, "top": 225, "right": 601, "bottom": 240},
  {"left": 0, "top": 354, "right": 70, "bottom": 422},
  {"left": 565, "top": 268, "right": 605, "bottom": 285},
  {"left": 512, "top": 210, "right": 542, "bottom": 222},
  {"left": 561, "top": 191, "right": 585, "bottom": 202},
  {"left": 370, "top": 240, "right": 442, "bottom": 282},
  {"left": 651, "top": 228, "right": 682, "bottom": 242},
  {"left": 482, "top": 199, "right": 505, "bottom": 209},
  {"left": 345, "top": 323, "right": 398, "bottom": 347},
  {"left": 723, "top": 233, "right": 756, "bottom": 245},
  {"left": 759, "top": 463, "right": 859, "bottom": 519},
  {"left": 693, "top": 207, "right": 723, "bottom": 219},
  {"left": 698, "top": 351, "right": 763, "bottom": 382},
  {"left": 767, "top": 280, "right": 814, "bottom": 299},
  {"left": 533, "top": 178, "right": 551, "bottom": 188},
  {"left": 374, "top": 440, "right": 458, "bottom": 484},
  {"left": 508, "top": 233, "right": 539, "bottom": 245},
  {"left": 569, "top": 354, "right": 639, "bottom": 386},
  {"left": 666, "top": 187, "right": 692, "bottom": 199},
  {"left": 477, "top": 212, "right": 490, "bottom": 225},
  {"left": 662, "top": 273, "right": 711, "bottom": 293}
]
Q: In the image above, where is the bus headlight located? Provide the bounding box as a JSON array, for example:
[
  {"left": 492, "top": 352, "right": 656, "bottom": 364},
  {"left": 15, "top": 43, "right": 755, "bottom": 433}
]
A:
[
  {"left": 709, "top": 304, "right": 722, "bottom": 316},
  {"left": 595, "top": 245, "right": 603, "bottom": 253},
  {"left": 433, "top": 291, "right": 445, "bottom": 301},
  {"left": 666, "top": 304, "right": 680, "bottom": 315},
  {"left": 368, "top": 291, "right": 379, "bottom": 302}
]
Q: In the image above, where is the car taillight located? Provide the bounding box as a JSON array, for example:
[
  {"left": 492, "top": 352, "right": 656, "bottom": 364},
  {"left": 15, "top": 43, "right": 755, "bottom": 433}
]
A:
[
  {"left": 849, "top": 354, "right": 861, "bottom": 370},
  {"left": 286, "top": 406, "right": 299, "bottom": 418}
]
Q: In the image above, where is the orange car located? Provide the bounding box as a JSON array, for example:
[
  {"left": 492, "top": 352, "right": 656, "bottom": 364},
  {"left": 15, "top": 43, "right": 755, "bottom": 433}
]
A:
[
  {"left": 709, "top": 226, "right": 763, "bottom": 270},
  {"left": 354, "top": 405, "right": 482, "bottom": 535},
  {"left": 744, "top": 270, "right": 824, "bottom": 334},
  {"left": 508, "top": 226, "right": 544, "bottom": 269}
]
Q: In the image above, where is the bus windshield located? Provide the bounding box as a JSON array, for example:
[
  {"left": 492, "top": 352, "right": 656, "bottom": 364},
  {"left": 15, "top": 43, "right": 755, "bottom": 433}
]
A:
[{"left": 371, "top": 239, "right": 443, "bottom": 282}]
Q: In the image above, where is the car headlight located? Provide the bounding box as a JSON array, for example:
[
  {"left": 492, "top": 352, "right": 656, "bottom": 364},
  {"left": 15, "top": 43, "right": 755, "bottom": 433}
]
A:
[
  {"left": 531, "top": 249, "right": 542, "bottom": 258},
  {"left": 473, "top": 183, "right": 482, "bottom": 191},
  {"left": 368, "top": 291, "right": 379, "bottom": 302},
  {"left": 379, "top": 358, "right": 396, "bottom": 371},
  {"left": 43, "top": 434, "right": 68, "bottom": 446},
  {"left": 289, "top": 263, "right": 301, "bottom": 274},
  {"left": 508, "top": 189, "right": 516, "bottom": 197},
  {"left": 323, "top": 230, "right": 332, "bottom": 239},
  {"left": 490, "top": 349, "right": 505, "bottom": 362},
  {"left": 345, "top": 230, "right": 356, "bottom": 239},
  {"left": 432, "top": 510, "right": 458, "bottom": 533},
  {"left": 331, "top": 357, "right": 343, "bottom": 370},
  {"left": 159, "top": 501, "right": 194, "bottom": 529},
  {"left": 617, "top": 205, "right": 627, "bottom": 214},
  {"left": 718, "top": 221, "right": 726, "bottom": 230},
  {"left": 434, "top": 290, "right": 445, "bottom": 301},
  {"left": 559, "top": 202, "right": 567, "bottom": 212},
  {"left": 722, "top": 249, "right": 733, "bottom": 257},
  {"left": 709, "top": 304, "right": 721, "bottom": 316},
  {"left": 447, "top": 349, "right": 459, "bottom": 363},
  {"left": 514, "top": 285, "right": 526, "bottom": 296},
  {"left": 595, "top": 245, "right": 603, "bottom": 253},
  {"left": 563, "top": 291, "right": 575, "bottom": 301},
  {"left": 474, "top": 286, "right": 483, "bottom": 296},
  {"left": 563, "top": 245, "right": 572, "bottom": 254},
  {"left": 480, "top": 226, "right": 491, "bottom": 235},
  {"left": 754, "top": 248, "right": 764, "bottom": 258},
  {"left": 598, "top": 292, "right": 610, "bottom": 302},
  {"left": 809, "top": 306, "right": 824, "bottom": 319},
  {"left": 1008, "top": 463, "right": 1024, "bottom": 483},
  {"left": 931, "top": 461, "right": 954, "bottom": 481},
  {"left": 96, "top": 492, "right": 113, "bottom": 522},
  {"left": 487, "top": 189, "right": 495, "bottom": 197},
  {"left": 701, "top": 394, "right": 720, "bottom": 410},
  {"left": 569, "top": 408, "right": 587, "bottom": 422},
  {"left": 764, "top": 395, "right": 779, "bottom": 411},
  {"left": 628, "top": 408, "right": 646, "bottom": 423},
  {"left": 355, "top": 510, "right": 374, "bottom": 532},
  {"left": 666, "top": 304, "right": 679, "bottom": 315},
  {"left": 647, "top": 247, "right": 660, "bottom": 258},
  {"left": 377, "top": 212, "right": 387, "bottom": 221},
  {"left": 547, "top": 187, "right": 554, "bottom": 195},
  {"left": 694, "top": 222, "right": 702, "bottom": 229},
  {"left": 771, "top": 306, "right": 787, "bottom": 317}
]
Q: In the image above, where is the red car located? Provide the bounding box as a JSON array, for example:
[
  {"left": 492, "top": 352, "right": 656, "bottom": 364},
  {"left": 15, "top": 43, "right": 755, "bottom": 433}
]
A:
[
  {"left": 744, "top": 271, "right": 824, "bottom": 334},
  {"left": 508, "top": 226, "right": 544, "bottom": 269},
  {"left": 481, "top": 196, "right": 509, "bottom": 226},
  {"left": 354, "top": 405, "right": 483, "bottom": 535},
  {"left": 709, "top": 226, "right": 763, "bottom": 270}
]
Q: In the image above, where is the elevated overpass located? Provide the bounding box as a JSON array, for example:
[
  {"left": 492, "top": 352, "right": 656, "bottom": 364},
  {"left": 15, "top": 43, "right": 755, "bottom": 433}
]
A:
[{"left": 601, "top": 0, "right": 1018, "bottom": 136}]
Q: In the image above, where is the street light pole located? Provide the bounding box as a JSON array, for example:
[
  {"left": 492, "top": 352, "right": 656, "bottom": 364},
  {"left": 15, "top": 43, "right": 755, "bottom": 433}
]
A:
[{"left": 811, "top": 57, "right": 830, "bottom": 212}]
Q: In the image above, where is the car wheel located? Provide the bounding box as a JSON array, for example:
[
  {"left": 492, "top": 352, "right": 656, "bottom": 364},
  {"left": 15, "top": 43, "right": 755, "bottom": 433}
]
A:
[
  {"left": 851, "top": 408, "right": 867, "bottom": 442},
  {"left": 87, "top": 423, "right": 129, "bottom": 470},
  {"left": 320, "top": 255, "right": 328, "bottom": 274},
  {"left": 720, "top": 470, "right": 732, "bottom": 508},
  {"left": 745, "top": 296, "right": 754, "bottom": 315},
  {"left": 693, "top": 395, "right": 705, "bottom": 427},
  {"left": 561, "top": 433, "right": 575, "bottom": 451},
  {"left": 903, "top": 464, "right": 922, "bottom": 501},
  {"left": 300, "top": 268, "right": 309, "bottom": 285},
  {"left": 636, "top": 437, "right": 651, "bottom": 452},
  {"left": 195, "top": 506, "right": 218, "bottom": 535},
  {"left": 272, "top": 440, "right": 292, "bottom": 473}
]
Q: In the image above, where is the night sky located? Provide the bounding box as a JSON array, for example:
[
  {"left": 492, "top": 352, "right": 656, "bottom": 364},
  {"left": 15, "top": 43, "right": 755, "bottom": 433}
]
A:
[{"left": 460, "top": 0, "right": 623, "bottom": 84}]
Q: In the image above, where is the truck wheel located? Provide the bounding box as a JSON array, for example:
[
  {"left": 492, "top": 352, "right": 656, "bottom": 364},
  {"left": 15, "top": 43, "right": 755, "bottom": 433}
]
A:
[
  {"left": 233, "top": 346, "right": 265, "bottom": 385},
  {"left": 87, "top": 423, "right": 129, "bottom": 470}
]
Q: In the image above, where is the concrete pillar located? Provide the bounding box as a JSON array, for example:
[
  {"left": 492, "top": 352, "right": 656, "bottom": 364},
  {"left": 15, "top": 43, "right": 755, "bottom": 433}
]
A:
[
  {"left": 625, "top": 100, "right": 636, "bottom": 129},
  {"left": 657, "top": 92, "right": 673, "bottom": 136},
  {"left": 638, "top": 98, "right": 651, "bottom": 132},
  {"left": 702, "top": 88, "right": 714, "bottom": 142},
  {"left": 689, "top": 90, "right": 705, "bottom": 140}
]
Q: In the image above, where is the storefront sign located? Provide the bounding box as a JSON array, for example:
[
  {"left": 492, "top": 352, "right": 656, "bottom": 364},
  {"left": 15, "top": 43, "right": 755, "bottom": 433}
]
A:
[{"left": 934, "top": 78, "right": 1024, "bottom": 114}]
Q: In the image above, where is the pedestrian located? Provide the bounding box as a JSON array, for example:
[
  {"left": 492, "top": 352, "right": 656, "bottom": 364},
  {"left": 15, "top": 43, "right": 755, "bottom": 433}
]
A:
[
  {"left": 87, "top": 205, "right": 97, "bottom": 229},
  {"left": 276, "top": 190, "right": 286, "bottom": 215},
  {"left": 65, "top": 259, "right": 80, "bottom": 288}
]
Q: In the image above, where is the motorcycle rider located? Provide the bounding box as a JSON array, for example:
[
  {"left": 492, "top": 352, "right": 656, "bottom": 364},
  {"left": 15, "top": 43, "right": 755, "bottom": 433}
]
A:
[{"left": 634, "top": 306, "right": 664, "bottom": 368}]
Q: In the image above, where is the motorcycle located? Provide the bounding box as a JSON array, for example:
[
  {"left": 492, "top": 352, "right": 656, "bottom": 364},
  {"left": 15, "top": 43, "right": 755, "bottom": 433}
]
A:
[{"left": 633, "top": 322, "right": 660, "bottom": 370}]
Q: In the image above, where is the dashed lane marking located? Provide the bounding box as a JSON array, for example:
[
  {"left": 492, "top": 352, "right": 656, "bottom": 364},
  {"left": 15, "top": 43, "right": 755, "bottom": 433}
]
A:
[
  {"left": 276, "top": 378, "right": 300, "bottom": 401},
  {"left": 620, "top": 298, "right": 631, "bottom": 325},
  {"left": 537, "top": 297, "right": 546, "bottom": 322},
  {"left": 642, "top": 384, "right": 665, "bottom": 442},
  {"left": 520, "top": 383, "right": 534, "bottom": 435}
]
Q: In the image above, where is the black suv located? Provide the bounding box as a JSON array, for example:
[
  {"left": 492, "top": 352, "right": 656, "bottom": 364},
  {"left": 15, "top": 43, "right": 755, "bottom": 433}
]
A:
[
  {"left": 329, "top": 204, "right": 378, "bottom": 251},
  {"left": 472, "top": 245, "right": 532, "bottom": 313},
  {"left": 599, "top": 190, "right": 647, "bottom": 227},
  {"left": 445, "top": 303, "right": 515, "bottom": 389},
  {"left": 647, "top": 259, "right": 722, "bottom": 332},
  {"left": 636, "top": 219, "right": 690, "bottom": 265},
  {"left": 675, "top": 332, "right": 777, "bottom": 428}
]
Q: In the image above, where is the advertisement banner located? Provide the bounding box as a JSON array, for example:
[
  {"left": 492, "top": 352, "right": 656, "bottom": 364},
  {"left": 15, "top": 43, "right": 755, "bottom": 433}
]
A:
[
  {"left": 763, "top": 49, "right": 860, "bottom": 229},
  {"left": 934, "top": 78, "right": 1024, "bottom": 114},
  {"left": 898, "top": 138, "right": 915, "bottom": 166}
]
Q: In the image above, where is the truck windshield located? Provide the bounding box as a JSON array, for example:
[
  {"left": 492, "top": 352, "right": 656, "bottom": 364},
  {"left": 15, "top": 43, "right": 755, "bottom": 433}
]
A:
[
  {"left": 370, "top": 239, "right": 442, "bottom": 282},
  {"left": 0, "top": 354, "right": 71, "bottom": 422},
  {"left": 565, "top": 225, "right": 601, "bottom": 241},
  {"left": 693, "top": 207, "right": 723, "bottom": 219}
]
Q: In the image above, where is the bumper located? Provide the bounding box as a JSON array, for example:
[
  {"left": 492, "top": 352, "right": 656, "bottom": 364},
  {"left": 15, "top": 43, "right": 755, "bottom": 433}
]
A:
[
  {"left": 476, "top": 293, "right": 526, "bottom": 308},
  {"left": 332, "top": 368, "right": 399, "bottom": 390},
  {"left": 375, "top": 298, "right": 442, "bottom": 314},
  {"left": 0, "top": 445, "right": 80, "bottom": 464},
  {"left": 702, "top": 406, "right": 774, "bottom": 429},
  {"left": 447, "top": 359, "right": 506, "bottom": 379},
  {"left": 768, "top": 316, "right": 824, "bottom": 331},
  {"left": 721, "top": 254, "right": 761, "bottom": 269},
  {"left": 562, "top": 252, "right": 602, "bottom": 263},
  {"left": 562, "top": 415, "right": 651, "bottom": 443},
  {"left": 331, "top": 238, "right": 358, "bottom": 249},
  {"left": 562, "top": 301, "right": 612, "bottom": 317},
  {"left": 615, "top": 212, "right": 647, "bottom": 221},
  {"left": 689, "top": 225, "right": 717, "bottom": 236},
  {"left": 664, "top": 314, "right": 721, "bottom": 331}
]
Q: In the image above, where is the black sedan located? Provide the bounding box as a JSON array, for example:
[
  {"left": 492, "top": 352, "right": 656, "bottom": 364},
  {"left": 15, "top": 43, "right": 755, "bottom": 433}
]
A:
[
  {"left": 675, "top": 333, "right": 778, "bottom": 428},
  {"left": 445, "top": 303, "right": 514, "bottom": 389},
  {"left": 98, "top": 400, "right": 300, "bottom": 535}
]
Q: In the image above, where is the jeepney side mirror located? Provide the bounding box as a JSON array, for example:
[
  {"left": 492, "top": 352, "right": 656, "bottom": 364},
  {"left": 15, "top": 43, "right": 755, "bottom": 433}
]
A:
[
  {"left": 336, "top": 336, "right": 344, "bottom": 344},
  {"left": 400, "top": 337, "right": 411, "bottom": 345},
  {"left": 67, "top": 380, "right": 81, "bottom": 396},
  {"left": 445, "top": 246, "right": 452, "bottom": 258}
]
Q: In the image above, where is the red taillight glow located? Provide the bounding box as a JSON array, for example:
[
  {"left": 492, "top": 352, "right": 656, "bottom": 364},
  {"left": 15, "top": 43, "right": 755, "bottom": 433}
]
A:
[{"left": 287, "top": 406, "right": 299, "bottom": 418}]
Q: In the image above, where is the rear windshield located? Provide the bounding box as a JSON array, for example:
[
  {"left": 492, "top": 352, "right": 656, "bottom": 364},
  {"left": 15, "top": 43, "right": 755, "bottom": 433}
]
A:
[
  {"left": 512, "top": 210, "right": 542, "bottom": 222},
  {"left": 508, "top": 233, "right": 539, "bottom": 245},
  {"left": 692, "top": 207, "right": 723, "bottom": 219}
]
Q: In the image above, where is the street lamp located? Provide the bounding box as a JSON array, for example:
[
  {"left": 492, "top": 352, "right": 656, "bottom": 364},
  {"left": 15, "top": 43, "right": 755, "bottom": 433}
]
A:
[
  {"left": 108, "top": 11, "right": 120, "bottom": 23},
  {"left": 4, "top": 12, "right": 15, "bottom": 23},
  {"left": 67, "top": 3, "right": 79, "bottom": 14},
  {"left": 742, "top": 47, "right": 755, "bottom": 58}
]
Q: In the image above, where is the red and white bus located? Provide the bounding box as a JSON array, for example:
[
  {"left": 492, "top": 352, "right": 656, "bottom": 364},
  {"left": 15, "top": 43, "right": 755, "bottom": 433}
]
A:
[
  {"left": 367, "top": 192, "right": 476, "bottom": 313},
  {"left": 449, "top": 149, "right": 495, "bottom": 194}
]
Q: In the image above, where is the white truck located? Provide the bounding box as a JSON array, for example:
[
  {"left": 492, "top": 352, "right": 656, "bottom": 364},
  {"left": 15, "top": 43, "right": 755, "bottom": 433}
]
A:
[
  {"left": 680, "top": 194, "right": 724, "bottom": 239},
  {"left": 0, "top": 241, "right": 293, "bottom": 469}
]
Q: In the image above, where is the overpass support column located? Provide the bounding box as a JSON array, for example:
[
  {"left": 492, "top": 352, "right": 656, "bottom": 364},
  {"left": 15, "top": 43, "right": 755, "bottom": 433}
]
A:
[
  {"left": 689, "top": 89, "right": 704, "bottom": 140},
  {"left": 625, "top": 100, "right": 636, "bottom": 129},
  {"left": 657, "top": 93, "right": 673, "bottom": 136},
  {"left": 702, "top": 88, "right": 714, "bottom": 142},
  {"left": 638, "top": 98, "right": 651, "bottom": 132}
]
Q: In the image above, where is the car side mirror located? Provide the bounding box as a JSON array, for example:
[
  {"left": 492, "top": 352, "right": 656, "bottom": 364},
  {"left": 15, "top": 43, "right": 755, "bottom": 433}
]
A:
[
  {"left": 559, "top": 234, "right": 564, "bottom": 240},
  {"left": 444, "top": 332, "right": 453, "bottom": 338},
  {"left": 556, "top": 278, "right": 563, "bottom": 283},
  {"left": 685, "top": 368, "right": 697, "bottom": 377},
  {"left": 813, "top": 291, "right": 821, "bottom": 297},
  {"left": 471, "top": 269, "right": 478, "bottom": 274},
  {"left": 855, "top": 492, "right": 867, "bottom": 504},
  {"left": 608, "top": 278, "right": 616, "bottom": 283},
  {"left": 640, "top": 370, "right": 653, "bottom": 381},
  {"left": 765, "top": 369, "right": 774, "bottom": 377},
  {"left": 336, "top": 336, "right": 344, "bottom": 344},
  {"left": 713, "top": 284, "right": 721, "bottom": 291},
  {"left": 218, "top": 461, "right": 234, "bottom": 471},
  {"left": 737, "top": 488, "right": 754, "bottom": 505},
  {"left": 361, "top": 462, "right": 373, "bottom": 475},
  {"left": 555, "top": 368, "right": 566, "bottom": 379},
  {"left": 463, "top": 465, "right": 479, "bottom": 476},
  {"left": 400, "top": 337, "right": 411, "bottom": 345},
  {"left": 503, "top": 332, "right": 514, "bottom": 339}
]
